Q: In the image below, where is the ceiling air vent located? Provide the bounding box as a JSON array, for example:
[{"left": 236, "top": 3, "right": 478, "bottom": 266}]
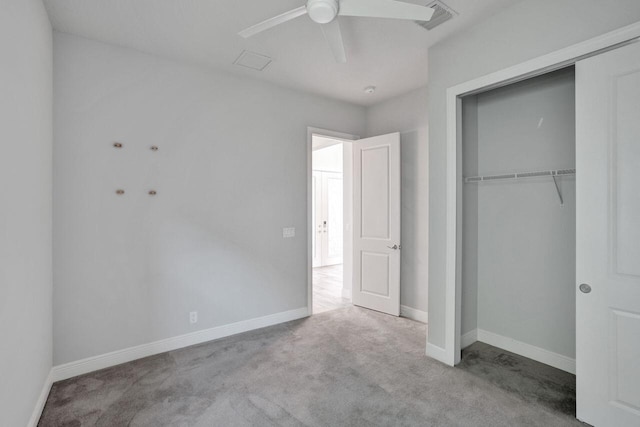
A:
[
  {"left": 415, "top": 0, "right": 457, "bottom": 31},
  {"left": 233, "top": 50, "right": 272, "bottom": 71}
]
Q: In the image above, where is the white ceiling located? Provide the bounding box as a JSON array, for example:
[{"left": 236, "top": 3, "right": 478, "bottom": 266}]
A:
[{"left": 44, "top": 0, "right": 521, "bottom": 106}]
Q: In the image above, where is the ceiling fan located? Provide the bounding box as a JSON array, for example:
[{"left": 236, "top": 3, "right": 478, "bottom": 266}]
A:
[{"left": 238, "top": 0, "right": 435, "bottom": 63}]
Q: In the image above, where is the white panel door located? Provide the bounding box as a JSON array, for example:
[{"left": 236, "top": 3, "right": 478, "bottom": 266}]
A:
[
  {"left": 323, "top": 172, "right": 343, "bottom": 266},
  {"left": 352, "top": 133, "right": 401, "bottom": 316},
  {"left": 576, "top": 42, "right": 640, "bottom": 427},
  {"left": 312, "top": 171, "right": 322, "bottom": 268},
  {"left": 313, "top": 171, "right": 343, "bottom": 267}
]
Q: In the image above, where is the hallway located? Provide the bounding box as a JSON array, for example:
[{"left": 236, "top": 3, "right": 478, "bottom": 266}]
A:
[{"left": 313, "top": 264, "right": 351, "bottom": 314}]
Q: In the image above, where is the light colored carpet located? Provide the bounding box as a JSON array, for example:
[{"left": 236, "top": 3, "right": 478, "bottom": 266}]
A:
[{"left": 39, "top": 307, "right": 583, "bottom": 426}]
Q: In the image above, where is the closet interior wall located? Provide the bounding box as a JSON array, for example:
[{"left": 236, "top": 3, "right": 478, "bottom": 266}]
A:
[{"left": 461, "top": 67, "right": 577, "bottom": 364}]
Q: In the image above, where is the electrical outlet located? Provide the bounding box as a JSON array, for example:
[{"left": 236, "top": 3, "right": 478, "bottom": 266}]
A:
[
  {"left": 189, "top": 311, "right": 198, "bottom": 324},
  {"left": 283, "top": 227, "right": 295, "bottom": 238}
]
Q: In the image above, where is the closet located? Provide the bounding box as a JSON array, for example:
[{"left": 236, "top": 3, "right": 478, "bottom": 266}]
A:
[{"left": 460, "top": 67, "right": 576, "bottom": 373}]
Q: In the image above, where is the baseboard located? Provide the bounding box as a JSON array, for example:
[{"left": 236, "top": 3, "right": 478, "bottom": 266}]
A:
[
  {"left": 51, "top": 307, "right": 309, "bottom": 382},
  {"left": 400, "top": 305, "right": 428, "bottom": 324},
  {"left": 477, "top": 329, "right": 576, "bottom": 374},
  {"left": 425, "top": 342, "right": 453, "bottom": 366},
  {"left": 27, "top": 369, "right": 54, "bottom": 427},
  {"left": 461, "top": 329, "right": 478, "bottom": 349}
]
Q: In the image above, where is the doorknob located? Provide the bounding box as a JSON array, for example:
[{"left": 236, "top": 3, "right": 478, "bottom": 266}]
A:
[
  {"left": 387, "top": 244, "right": 401, "bottom": 250},
  {"left": 579, "top": 283, "right": 592, "bottom": 294}
]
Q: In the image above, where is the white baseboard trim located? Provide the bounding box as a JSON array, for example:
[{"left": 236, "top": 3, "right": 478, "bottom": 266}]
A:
[
  {"left": 425, "top": 342, "right": 453, "bottom": 366},
  {"left": 27, "top": 369, "right": 53, "bottom": 427},
  {"left": 476, "top": 329, "right": 576, "bottom": 374},
  {"left": 51, "top": 307, "right": 309, "bottom": 382},
  {"left": 461, "top": 329, "right": 478, "bottom": 349},
  {"left": 342, "top": 287, "right": 352, "bottom": 300},
  {"left": 400, "top": 305, "right": 428, "bottom": 324}
]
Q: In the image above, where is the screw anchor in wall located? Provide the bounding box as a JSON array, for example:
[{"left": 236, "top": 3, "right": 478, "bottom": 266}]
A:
[
  {"left": 115, "top": 189, "right": 125, "bottom": 195},
  {"left": 150, "top": 146, "right": 158, "bottom": 151},
  {"left": 148, "top": 190, "right": 157, "bottom": 196},
  {"left": 113, "top": 142, "right": 123, "bottom": 148}
]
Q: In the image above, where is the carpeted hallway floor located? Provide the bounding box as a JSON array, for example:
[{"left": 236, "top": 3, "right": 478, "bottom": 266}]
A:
[{"left": 39, "top": 307, "right": 582, "bottom": 426}]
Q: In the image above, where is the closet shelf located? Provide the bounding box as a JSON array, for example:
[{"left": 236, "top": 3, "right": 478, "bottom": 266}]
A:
[
  {"left": 464, "top": 168, "right": 575, "bottom": 206},
  {"left": 464, "top": 168, "right": 575, "bottom": 183}
]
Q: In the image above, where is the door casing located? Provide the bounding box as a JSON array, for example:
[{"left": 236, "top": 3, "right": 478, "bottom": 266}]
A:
[{"left": 307, "top": 128, "right": 358, "bottom": 315}]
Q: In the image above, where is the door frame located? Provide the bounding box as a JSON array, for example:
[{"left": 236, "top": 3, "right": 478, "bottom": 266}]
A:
[
  {"left": 307, "top": 127, "right": 359, "bottom": 315},
  {"left": 430, "top": 21, "right": 640, "bottom": 367}
]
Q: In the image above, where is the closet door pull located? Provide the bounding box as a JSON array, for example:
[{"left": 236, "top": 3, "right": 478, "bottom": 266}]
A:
[
  {"left": 387, "top": 244, "right": 401, "bottom": 250},
  {"left": 579, "top": 284, "right": 592, "bottom": 294}
]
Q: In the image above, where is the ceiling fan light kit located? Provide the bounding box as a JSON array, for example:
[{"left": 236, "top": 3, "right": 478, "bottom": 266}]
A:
[
  {"left": 239, "top": 0, "right": 435, "bottom": 63},
  {"left": 307, "top": 0, "right": 339, "bottom": 24}
]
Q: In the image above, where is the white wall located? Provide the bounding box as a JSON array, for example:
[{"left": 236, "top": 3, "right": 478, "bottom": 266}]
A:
[
  {"left": 427, "top": 0, "right": 640, "bottom": 350},
  {"left": 366, "top": 87, "right": 429, "bottom": 313},
  {"left": 462, "top": 69, "right": 576, "bottom": 358},
  {"left": 0, "top": 0, "right": 53, "bottom": 425},
  {"left": 53, "top": 33, "right": 366, "bottom": 365}
]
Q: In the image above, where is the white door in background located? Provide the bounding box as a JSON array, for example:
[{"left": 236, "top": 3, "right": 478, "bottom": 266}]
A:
[
  {"left": 576, "top": 42, "right": 640, "bottom": 427},
  {"left": 313, "top": 170, "right": 343, "bottom": 267},
  {"left": 312, "top": 171, "right": 322, "bottom": 267},
  {"left": 352, "top": 133, "right": 401, "bottom": 316}
]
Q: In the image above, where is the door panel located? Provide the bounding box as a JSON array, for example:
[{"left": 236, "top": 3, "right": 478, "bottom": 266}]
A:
[
  {"left": 614, "top": 70, "right": 640, "bottom": 277},
  {"left": 361, "top": 146, "right": 390, "bottom": 239},
  {"left": 353, "top": 133, "right": 401, "bottom": 316},
  {"left": 361, "top": 252, "right": 391, "bottom": 296},
  {"left": 576, "top": 42, "right": 640, "bottom": 427}
]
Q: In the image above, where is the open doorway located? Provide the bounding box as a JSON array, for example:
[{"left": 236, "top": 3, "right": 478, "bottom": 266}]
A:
[
  {"left": 311, "top": 133, "right": 352, "bottom": 314},
  {"left": 307, "top": 127, "right": 402, "bottom": 317}
]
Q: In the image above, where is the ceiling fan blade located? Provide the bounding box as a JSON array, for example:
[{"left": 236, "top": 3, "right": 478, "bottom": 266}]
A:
[
  {"left": 238, "top": 6, "right": 308, "bottom": 38},
  {"left": 321, "top": 20, "right": 347, "bottom": 63},
  {"left": 338, "top": 0, "right": 435, "bottom": 21}
]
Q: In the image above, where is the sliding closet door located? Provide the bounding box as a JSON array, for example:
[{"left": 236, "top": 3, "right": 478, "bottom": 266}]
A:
[{"left": 576, "top": 42, "right": 640, "bottom": 427}]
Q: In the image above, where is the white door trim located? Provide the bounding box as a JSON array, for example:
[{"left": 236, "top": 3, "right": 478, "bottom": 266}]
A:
[
  {"left": 434, "top": 21, "right": 640, "bottom": 367},
  {"left": 307, "top": 127, "right": 358, "bottom": 315}
]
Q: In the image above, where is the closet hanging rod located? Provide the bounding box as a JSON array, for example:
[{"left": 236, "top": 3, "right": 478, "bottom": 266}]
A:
[{"left": 464, "top": 168, "right": 575, "bottom": 183}]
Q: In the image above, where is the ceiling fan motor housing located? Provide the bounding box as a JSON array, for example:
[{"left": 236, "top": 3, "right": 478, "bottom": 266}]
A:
[{"left": 307, "top": 0, "right": 339, "bottom": 24}]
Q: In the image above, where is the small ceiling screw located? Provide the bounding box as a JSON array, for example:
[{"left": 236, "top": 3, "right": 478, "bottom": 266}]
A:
[
  {"left": 116, "top": 189, "right": 125, "bottom": 195},
  {"left": 113, "top": 142, "right": 123, "bottom": 148}
]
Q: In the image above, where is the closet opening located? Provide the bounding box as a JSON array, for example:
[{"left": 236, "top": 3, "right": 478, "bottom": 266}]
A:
[{"left": 457, "top": 67, "right": 577, "bottom": 415}]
